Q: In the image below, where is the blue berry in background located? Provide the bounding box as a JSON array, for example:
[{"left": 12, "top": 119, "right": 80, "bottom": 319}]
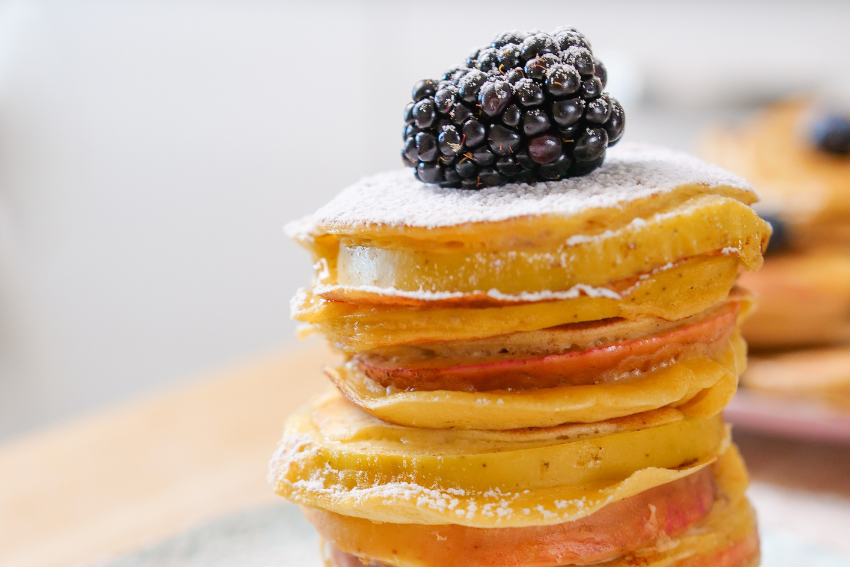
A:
[
  {"left": 401, "top": 26, "right": 626, "bottom": 187},
  {"left": 759, "top": 212, "right": 791, "bottom": 256},
  {"left": 812, "top": 114, "right": 850, "bottom": 155}
]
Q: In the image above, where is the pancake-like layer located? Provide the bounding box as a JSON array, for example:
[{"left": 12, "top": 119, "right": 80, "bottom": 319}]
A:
[
  {"left": 319, "top": 195, "right": 767, "bottom": 299},
  {"left": 319, "top": 446, "right": 756, "bottom": 567},
  {"left": 290, "top": 145, "right": 767, "bottom": 304},
  {"left": 325, "top": 499, "right": 758, "bottom": 567},
  {"left": 702, "top": 99, "right": 850, "bottom": 246},
  {"left": 357, "top": 292, "right": 751, "bottom": 373},
  {"left": 328, "top": 331, "right": 745, "bottom": 430},
  {"left": 739, "top": 251, "right": 850, "bottom": 349},
  {"left": 293, "top": 144, "right": 756, "bottom": 242},
  {"left": 270, "top": 389, "right": 730, "bottom": 528},
  {"left": 312, "top": 467, "right": 716, "bottom": 567},
  {"left": 294, "top": 257, "right": 744, "bottom": 353},
  {"left": 354, "top": 299, "right": 742, "bottom": 392}
]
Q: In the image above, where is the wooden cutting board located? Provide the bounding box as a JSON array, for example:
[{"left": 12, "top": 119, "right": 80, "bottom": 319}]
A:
[{"left": 0, "top": 338, "right": 333, "bottom": 567}]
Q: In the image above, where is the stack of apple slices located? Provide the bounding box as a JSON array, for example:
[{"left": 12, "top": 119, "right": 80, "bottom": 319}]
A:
[{"left": 271, "top": 143, "right": 770, "bottom": 567}]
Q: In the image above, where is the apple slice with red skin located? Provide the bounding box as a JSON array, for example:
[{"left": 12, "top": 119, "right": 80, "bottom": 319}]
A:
[
  {"left": 356, "top": 303, "right": 739, "bottom": 392},
  {"left": 329, "top": 528, "right": 757, "bottom": 567},
  {"left": 312, "top": 467, "right": 716, "bottom": 567}
]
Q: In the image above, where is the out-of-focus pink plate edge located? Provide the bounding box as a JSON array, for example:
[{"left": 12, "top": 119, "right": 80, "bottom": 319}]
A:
[{"left": 726, "top": 390, "right": 850, "bottom": 445}]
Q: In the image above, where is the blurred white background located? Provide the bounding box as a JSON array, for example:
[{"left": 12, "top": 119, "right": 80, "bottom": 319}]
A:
[{"left": 1, "top": 0, "right": 849, "bottom": 439}]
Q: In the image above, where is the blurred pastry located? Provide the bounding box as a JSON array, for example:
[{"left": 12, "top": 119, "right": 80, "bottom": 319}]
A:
[
  {"left": 703, "top": 98, "right": 850, "bottom": 404},
  {"left": 702, "top": 99, "right": 850, "bottom": 251},
  {"left": 272, "top": 27, "right": 768, "bottom": 567}
]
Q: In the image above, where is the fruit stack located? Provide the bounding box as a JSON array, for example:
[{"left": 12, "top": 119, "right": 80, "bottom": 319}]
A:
[{"left": 271, "top": 28, "right": 769, "bottom": 567}]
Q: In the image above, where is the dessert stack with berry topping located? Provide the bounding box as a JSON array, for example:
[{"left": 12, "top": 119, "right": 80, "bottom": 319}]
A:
[{"left": 272, "top": 28, "right": 770, "bottom": 567}]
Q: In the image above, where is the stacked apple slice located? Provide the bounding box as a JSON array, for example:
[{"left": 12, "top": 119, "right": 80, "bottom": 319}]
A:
[{"left": 271, "top": 143, "right": 770, "bottom": 567}]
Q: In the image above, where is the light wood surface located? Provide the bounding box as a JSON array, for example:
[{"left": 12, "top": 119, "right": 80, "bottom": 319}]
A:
[
  {"left": 2, "top": 338, "right": 850, "bottom": 567},
  {"left": 0, "top": 338, "right": 333, "bottom": 567}
]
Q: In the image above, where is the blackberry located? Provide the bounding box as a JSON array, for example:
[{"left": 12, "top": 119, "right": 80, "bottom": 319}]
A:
[
  {"left": 812, "top": 114, "right": 850, "bottom": 155},
  {"left": 403, "top": 26, "right": 626, "bottom": 188}
]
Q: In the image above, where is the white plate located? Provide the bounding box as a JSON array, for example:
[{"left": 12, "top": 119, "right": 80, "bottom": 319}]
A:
[{"left": 726, "top": 390, "right": 850, "bottom": 446}]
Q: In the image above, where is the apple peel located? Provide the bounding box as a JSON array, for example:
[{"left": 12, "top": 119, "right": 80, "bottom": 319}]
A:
[{"left": 327, "top": 333, "right": 745, "bottom": 430}]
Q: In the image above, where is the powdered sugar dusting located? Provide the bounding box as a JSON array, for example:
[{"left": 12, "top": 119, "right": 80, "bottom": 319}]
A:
[
  {"left": 299, "top": 143, "right": 754, "bottom": 232},
  {"left": 314, "top": 282, "right": 622, "bottom": 302}
]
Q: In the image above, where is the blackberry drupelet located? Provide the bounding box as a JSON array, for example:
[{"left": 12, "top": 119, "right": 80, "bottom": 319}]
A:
[{"left": 401, "top": 27, "right": 626, "bottom": 188}]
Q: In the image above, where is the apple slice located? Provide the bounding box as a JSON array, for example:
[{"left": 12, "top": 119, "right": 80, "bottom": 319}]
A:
[
  {"left": 672, "top": 532, "right": 760, "bottom": 567},
  {"left": 356, "top": 303, "right": 739, "bottom": 392},
  {"left": 309, "top": 467, "right": 715, "bottom": 567}
]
